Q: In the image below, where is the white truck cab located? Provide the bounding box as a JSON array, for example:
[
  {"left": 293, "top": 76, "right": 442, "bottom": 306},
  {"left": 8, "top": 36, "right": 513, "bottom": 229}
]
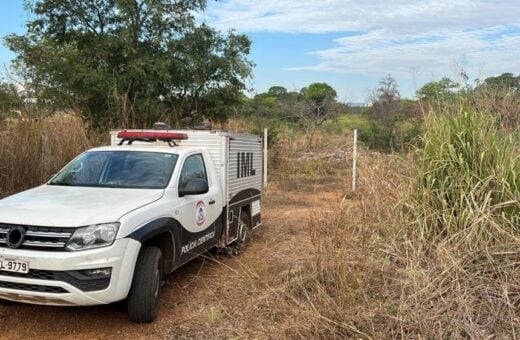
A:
[{"left": 0, "top": 129, "right": 263, "bottom": 322}]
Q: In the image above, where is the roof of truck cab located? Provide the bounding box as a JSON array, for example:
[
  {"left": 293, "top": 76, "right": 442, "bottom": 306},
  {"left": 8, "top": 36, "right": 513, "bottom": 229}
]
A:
[{"left": 87, "top": 144, "right": 202, "bottom": 154}]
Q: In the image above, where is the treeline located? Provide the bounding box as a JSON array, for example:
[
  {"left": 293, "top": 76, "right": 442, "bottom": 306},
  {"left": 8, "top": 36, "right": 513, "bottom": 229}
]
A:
[
  {"left": 239, "top": 83, "right": 345, "bottom": 148},
  {"left": 0, "top": 1, "right": 519, "bottom": 152},
  {"left": 2, "top": 70, "right": 518, "bottom": 152},
  {"left": 235, "top": 72, "right": 519, "bottom": 151},
  {"left": 378, "top": 72, "right": 520, "bottom": 151}
]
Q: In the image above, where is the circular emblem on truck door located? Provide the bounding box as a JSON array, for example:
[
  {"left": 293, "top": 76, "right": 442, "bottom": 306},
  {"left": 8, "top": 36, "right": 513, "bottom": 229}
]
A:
[
  {"left": 195, "top": 200, "right": 206, "bottom": 226},
  {"left": 6, "top": 226, "right": 26, "bottom": 249}
]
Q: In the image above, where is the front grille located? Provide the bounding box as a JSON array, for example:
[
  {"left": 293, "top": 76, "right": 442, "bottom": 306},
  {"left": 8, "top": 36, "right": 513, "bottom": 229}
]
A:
[
  {"left": 0, "top": 269, "right": 111, "bottom": 292},
  {"left": 0, "top": 280, "right": 68, "bottom": 294},
  {"left": 0, "top": 224, "right": 74, "bottom": 251},
  {"left": 1, "top": 269, "right": 56, "bottom": 280}
]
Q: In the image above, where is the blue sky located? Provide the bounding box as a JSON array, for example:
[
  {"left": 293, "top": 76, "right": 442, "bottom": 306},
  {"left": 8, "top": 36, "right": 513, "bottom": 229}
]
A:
[
  {"left": 0, "top": 2, "right": 26, "bottom": 74},
  {"left": 1, "top": 1, "right": 520, "bottom": 102},
  {"left": 245, "top": 32, "right": 385, "bottom": 102}
]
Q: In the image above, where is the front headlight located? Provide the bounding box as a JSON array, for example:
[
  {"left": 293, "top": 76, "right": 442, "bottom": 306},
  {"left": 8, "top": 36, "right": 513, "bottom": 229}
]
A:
[{"left": 66, "top": 223, "right": 120, "bottom": 251}]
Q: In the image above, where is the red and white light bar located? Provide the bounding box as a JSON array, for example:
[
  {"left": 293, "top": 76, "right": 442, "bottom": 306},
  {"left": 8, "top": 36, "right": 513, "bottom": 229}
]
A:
[{"left": 117, "top": 131, "right": 189, "bottom": 140}]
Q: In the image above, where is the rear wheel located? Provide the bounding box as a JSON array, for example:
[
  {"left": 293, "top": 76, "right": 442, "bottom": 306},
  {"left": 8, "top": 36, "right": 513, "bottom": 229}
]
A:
[
  {"left": 127, "top": 246, "right": 163, "bottom": 323},
  {"left": 235, "top": 210, "right": 251, "bottom": 254}
]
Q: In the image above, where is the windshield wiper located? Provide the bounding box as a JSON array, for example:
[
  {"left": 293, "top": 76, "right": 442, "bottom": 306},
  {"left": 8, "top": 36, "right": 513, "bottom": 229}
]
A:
[{"left": 48, "top": 181, "right": 73, "bottom": 186}]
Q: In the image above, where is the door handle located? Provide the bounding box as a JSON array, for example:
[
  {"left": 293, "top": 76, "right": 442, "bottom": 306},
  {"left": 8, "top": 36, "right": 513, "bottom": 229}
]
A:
[{"left": 209, "top": 199, "right": 216, "bottom": 205}]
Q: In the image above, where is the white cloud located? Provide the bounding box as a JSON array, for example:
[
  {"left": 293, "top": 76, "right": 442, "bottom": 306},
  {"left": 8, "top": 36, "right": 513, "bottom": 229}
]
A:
[
  {"left": 288, "top": 28, "right": 520, "bottom": 78},
  {"left": 206, "top": 0, "right": 520, "bottom": 81},
  {"left": 206, "top": 0, "right": 519, "bottom": 35}
]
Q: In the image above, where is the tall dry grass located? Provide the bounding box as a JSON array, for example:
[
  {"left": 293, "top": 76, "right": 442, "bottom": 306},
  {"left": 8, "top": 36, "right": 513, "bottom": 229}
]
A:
[
  {"left": 398, "top": 109, "right": 520, "bottom": 337},
  {"left": 274, "top": 108, "right": 520, "bottom": 338},
  {"left": 470, "top": 86, "right": 520, "bottom": 130},
  {"left": 273, "top": 154, "right": 411, "bottom": 338},
  {"left": 412, "top": 110, "right": 520, "bottom": 247},
  {"left": 0, "top": 115, "right": 101, "bottom": 198}
]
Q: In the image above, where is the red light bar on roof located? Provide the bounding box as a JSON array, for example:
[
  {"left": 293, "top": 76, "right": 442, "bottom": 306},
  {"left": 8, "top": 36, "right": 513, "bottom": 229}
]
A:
[{"left": 117, "top": 131, "right": 188, "bottom": 140}]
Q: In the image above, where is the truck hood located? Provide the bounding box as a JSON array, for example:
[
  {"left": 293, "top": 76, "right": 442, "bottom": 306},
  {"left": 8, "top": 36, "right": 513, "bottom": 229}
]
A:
[{"left": 0, "top": 185, "right": 164, "bottom": 227}]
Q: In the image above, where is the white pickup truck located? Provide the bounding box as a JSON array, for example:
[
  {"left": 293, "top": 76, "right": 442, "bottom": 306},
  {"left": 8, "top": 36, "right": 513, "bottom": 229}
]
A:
[{"left": 0, "top": 129, "right": 263, "bottom": 322}]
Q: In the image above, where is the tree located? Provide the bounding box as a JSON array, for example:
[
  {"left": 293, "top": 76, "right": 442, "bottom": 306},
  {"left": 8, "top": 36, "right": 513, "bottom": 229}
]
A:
[
  {"left": 0, "top": 81, "right": 23, "bottom": 116},
  {"left": 367, "top": 75, "right": 422, "bottom": 151},
  {"left": 242, "top": 86, "right": 296, "bottom": 119},
  {"left": 267, "top": 86, "right": 288, "bottom": 98},
  {"left": 482, "top": 73, "right": 519, "bottom": 94},
  {"left": 301, "top": 82, "right": 337, "bottom": 103},
  {"left": 370, "top": 75, "right": 400, "bottom": 123},
  {"left": 416, "top": 77, "right": 458, "bottom": 102},
  {"left": 375, "top": 75, "right": 399, "bottom": 104},
  {"left": 4, "top": 0, "right": 252, "bottom": 128},
  {"left": 290, "top": 83, "right": 340, "bottom": 149},
  {"left": 473, "top": 73, "right": 520, "bottom": 128}
]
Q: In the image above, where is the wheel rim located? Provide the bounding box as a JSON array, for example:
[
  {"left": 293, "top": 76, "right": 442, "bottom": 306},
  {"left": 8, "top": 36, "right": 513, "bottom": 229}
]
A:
[
  {"left": 238, "top": 221, "right": 247, "bottom": 242},
  {"left": 153, "top": 268, "right": 160, "bottom": 300}
]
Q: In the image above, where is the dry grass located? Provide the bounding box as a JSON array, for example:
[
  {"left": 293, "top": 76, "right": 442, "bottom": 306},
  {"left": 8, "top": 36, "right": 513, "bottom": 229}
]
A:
[
  {"left": 470, "top": 86, "right": 520, "bottom": 130},
  {"left": 266, "top": 109, "right": 520, "bottom": 338},
  {"left": 397, "top": 109, "right": 520, "bottom": 338},
  {"left": 0, "top": 110, "right": 518, "bottom": 338},
  {"left": 0, "top": 115, "right": 101, "bottom": 198},
  {"left": 256, "top": 149, "right": 520, "bottom": 339},
  {"left": 267, "top": 154, "right": 411, "bottom": 339},
  {"left": 396, "top": 242, "right": 520, "bottom": 338},
  {"left": 268, "top": 129, "right": 356, "bottom": 195}
]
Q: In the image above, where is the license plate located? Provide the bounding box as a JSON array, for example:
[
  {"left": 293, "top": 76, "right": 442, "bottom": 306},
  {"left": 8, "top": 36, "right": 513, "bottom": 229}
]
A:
[{"left": 0, "top": 257, "right": 29, "bottom": 274}]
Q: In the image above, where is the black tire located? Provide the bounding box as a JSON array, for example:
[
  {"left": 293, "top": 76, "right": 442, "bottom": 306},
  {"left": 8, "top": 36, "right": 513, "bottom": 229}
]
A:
[
  {"left": 235, "top": 210, "right": 251, "bottom": 254},
  {"left": 127, "top": 246, "right": 163, "bottom": 323},
  {"left": 0, "top": 299, "right": 16, "bottom": 306}
]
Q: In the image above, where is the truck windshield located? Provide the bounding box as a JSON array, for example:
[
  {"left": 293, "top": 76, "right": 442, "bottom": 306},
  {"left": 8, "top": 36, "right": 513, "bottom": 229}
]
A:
[{"left": 49, "top": 151, "right": 178, "bottom": 189}]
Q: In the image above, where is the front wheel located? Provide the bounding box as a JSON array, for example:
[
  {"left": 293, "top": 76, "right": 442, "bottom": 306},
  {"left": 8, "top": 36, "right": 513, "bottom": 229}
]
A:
[
  {"left": 127, "top": 246, "right": 163, "bottom": 323},
  {"left": 0, "top": 299, "right": 16, "bottom": 306}
]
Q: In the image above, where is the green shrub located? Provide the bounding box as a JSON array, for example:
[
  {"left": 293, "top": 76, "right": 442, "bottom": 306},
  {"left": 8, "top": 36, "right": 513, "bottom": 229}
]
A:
[
  {"left": 323, "top": 113, "right": 396, "bottom": 151},
  {"left": 323, "top": 113, "right": 372, "bottom": 134},
  {"left": 393, "top": 118, "right": 425, "bottom": 151},
  {"left": 358, "top": 122, "right": 392, "bottom": 151}
]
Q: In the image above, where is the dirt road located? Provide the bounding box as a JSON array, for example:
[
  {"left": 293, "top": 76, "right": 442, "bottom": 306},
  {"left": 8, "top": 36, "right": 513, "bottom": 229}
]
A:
[{"left": 0, "top": 180, "right": 344, "bottom": 339}]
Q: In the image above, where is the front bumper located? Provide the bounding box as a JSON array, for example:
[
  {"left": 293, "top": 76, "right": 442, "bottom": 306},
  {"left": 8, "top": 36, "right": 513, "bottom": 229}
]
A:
[{"left": 0, "top": 238, "right": 141, "bottom": 306}]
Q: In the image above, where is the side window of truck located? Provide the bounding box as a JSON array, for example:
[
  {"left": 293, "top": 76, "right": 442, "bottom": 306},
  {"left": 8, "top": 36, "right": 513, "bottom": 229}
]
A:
[{"left": 179, "top": 154, "right": 207, "bottom": 189}]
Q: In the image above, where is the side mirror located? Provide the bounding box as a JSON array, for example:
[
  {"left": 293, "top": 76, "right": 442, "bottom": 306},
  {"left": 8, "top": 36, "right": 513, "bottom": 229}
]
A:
[{"left": 179, "top": 178, "right": 209, "bottom": 197}]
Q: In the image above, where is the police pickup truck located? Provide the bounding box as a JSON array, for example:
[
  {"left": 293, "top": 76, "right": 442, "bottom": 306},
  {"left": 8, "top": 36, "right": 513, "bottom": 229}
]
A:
[{"left": 0, "top": 129, "right": 263, "bottom": 322}]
